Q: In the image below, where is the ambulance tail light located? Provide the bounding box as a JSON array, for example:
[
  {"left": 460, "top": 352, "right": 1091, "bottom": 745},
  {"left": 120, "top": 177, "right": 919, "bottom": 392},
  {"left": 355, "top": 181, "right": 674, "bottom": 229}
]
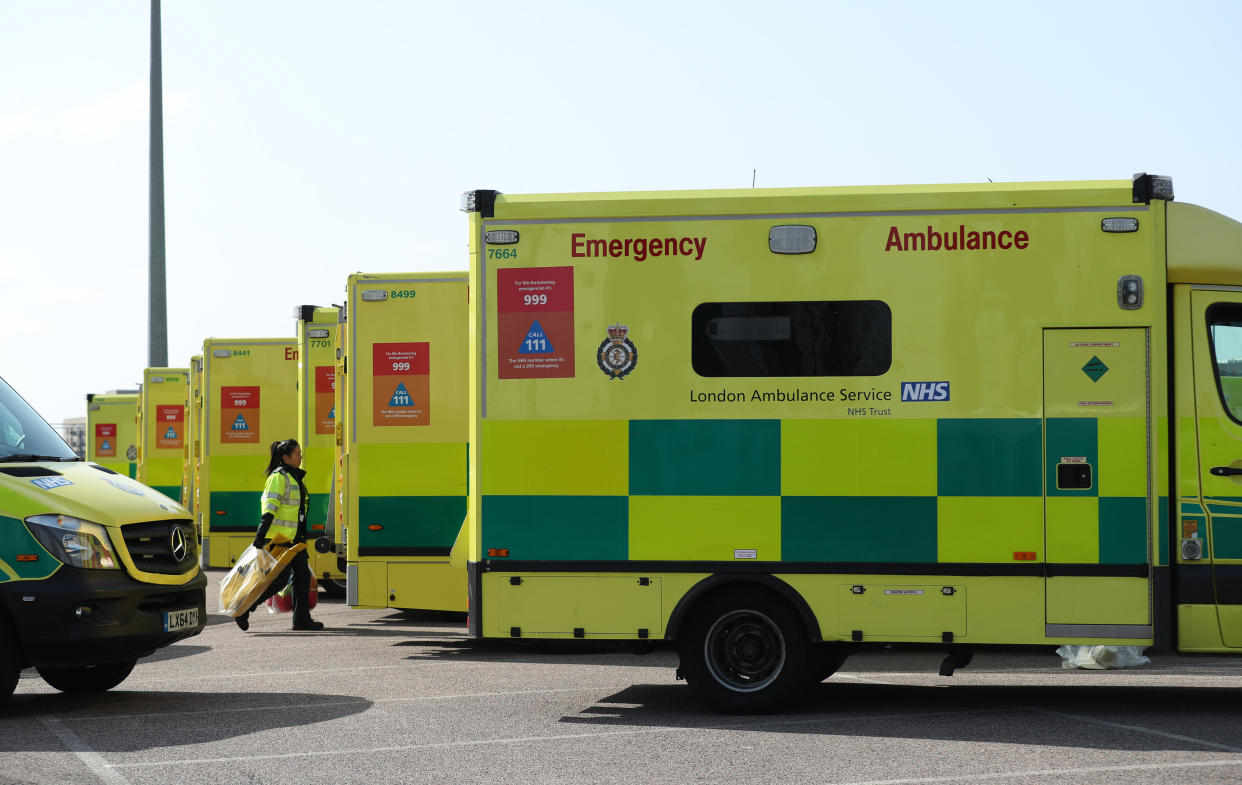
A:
[
  {"left": 1118, "top": 275, "right": 1144, "bottom": 310},
  {"left": 769, "top": 225, "right": 817, "bottom": 255},
  {"left": 1101, "top": 217, "right": 1139, "bottom": 233},
  {"left": 485, "top": 230, "right": 519, "bottom": 245}
]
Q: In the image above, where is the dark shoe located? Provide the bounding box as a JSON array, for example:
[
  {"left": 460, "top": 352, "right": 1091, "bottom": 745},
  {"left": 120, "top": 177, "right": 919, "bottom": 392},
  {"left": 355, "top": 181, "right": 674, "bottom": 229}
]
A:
[
  {"left": 235, "top": 614, "right": 249, "bottom": 632},
  {"left": 292, "top": 619, "right": 324, "bottom": 631}
]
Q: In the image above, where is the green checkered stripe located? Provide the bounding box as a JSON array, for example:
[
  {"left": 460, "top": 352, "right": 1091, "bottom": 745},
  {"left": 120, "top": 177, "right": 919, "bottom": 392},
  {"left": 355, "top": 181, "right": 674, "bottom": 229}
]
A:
[{"left": 481, "top": 418, "right": 1154, "bottom": 565}]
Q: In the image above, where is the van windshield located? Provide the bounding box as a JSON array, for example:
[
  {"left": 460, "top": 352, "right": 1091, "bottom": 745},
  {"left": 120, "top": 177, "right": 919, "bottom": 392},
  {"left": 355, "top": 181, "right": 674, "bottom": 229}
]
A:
[{"left": 0, "top": 376, "right": 79, "bottom": 462}]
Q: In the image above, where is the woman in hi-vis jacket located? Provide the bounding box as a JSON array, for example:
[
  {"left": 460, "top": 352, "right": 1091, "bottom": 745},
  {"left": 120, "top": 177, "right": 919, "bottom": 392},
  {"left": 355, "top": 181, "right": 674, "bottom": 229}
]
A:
[{"left": 235, "top": 439, "right": 324, "bottom": 631}]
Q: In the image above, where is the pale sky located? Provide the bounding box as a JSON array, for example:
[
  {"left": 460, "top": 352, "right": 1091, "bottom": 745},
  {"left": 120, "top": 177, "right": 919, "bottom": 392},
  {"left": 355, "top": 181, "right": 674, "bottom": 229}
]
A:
[{"left": 2, "top": 1, "right": 1241, "bottom": 423}]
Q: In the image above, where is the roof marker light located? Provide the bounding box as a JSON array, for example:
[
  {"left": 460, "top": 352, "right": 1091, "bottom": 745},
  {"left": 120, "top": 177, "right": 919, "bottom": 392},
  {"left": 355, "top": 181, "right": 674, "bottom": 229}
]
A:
[
  {"left": 211, "top": 350, "right": 231, "bottom": 358},
  {"left": 485, "top": 230, "right": 519, "bottom": 245},
  {"left": 1118, "top": 275, "right": 1144, "bottom": 310},
  {"left": 1101, "top": 217, "right": 1139, "bottom": 233},
  {"left": 361, "top": 290, "right": 388, "bottom": 302},
  {"left": 769, "top": 225, "right": 817, "bottom": 255}
]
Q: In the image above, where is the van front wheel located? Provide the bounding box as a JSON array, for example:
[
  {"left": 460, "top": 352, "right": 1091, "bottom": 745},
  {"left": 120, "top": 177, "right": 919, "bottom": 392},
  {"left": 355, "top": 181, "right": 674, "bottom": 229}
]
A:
[
  {"left": 37, "top": 660, "right": 136, "bottom": 694},
  {"left": 677, "top": 588, "right": 813, "bottom": 713}
]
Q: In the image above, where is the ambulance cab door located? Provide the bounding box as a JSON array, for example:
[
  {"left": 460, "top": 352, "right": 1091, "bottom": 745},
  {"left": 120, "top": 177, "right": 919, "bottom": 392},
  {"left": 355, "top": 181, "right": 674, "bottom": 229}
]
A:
[
  {"left": 1187, "top": 288, "right": 1242, "bottom": 647},
  {"left": 1043, "top": 328, "right": 1152, "bottom": 639}
]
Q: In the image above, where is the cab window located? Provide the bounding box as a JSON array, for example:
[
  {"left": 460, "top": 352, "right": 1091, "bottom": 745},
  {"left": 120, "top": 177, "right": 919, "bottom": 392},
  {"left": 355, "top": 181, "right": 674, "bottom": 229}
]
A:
[
  {"left": 691, "top": 300, "right": 891, "bottom": 377},
  {"left": 1207, "top": 303, "right": 1242, "bottom": 423}
]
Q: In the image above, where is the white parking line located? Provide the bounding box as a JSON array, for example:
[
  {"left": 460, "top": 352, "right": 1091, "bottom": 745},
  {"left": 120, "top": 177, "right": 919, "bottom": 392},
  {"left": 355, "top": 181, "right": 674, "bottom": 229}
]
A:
[
  {"left": 62, "top": 686, "right": 610, "bottom": 722},
  {"left": 39, "top": 717, "right": 131, "bottom": 785},
  {"left": 107, "top": 707, "right": 1015, "bottom": 770},
  {"left": 833, "top": 758, "right": 1242, "bottom": 785},
  {"left": 125, "top": 662, "right": 411, "bottom": 682},
  {"left": 1033, "top": 707, "right": 1242, "bottom": 754}
]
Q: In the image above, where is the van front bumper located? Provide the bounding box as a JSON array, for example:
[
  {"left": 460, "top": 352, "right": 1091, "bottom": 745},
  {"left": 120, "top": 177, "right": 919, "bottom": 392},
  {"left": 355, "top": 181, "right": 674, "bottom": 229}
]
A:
[{"left": 0, "top": 567, "right": 207, "bottom": 669}]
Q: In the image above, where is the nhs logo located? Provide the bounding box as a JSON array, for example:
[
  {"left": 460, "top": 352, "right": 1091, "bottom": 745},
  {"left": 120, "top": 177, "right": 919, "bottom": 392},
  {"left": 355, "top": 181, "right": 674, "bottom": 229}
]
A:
[{"left": 901, "top": 381, "right": 950, "bottom": 402}]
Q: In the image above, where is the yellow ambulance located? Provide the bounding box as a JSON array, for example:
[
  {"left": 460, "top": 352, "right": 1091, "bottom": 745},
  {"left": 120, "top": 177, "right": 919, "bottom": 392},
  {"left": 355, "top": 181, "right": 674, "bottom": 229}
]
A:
[
  {"left": 1, "top": 374, "right": 204, "bottom": 699},
  {"left": 295, "top": 306, "right": 347, "bottom": 596},
  {"left": 336, "top": 273, "right": 468, "bottom": 611},
  {"left": 136, "top": 368, "right": 188, "bottom": 503},
  {"left": 181, "top": 355, "right": 203, "bottom": 526},
  {"left": 86, "top": 392, "right": 138, "bottom": 478},
  {"left": 198, "top": 338, "right": 298, "bottom": 568},
  {"left": 462, "top": 175, "right": 1242, "bottom": 711}
]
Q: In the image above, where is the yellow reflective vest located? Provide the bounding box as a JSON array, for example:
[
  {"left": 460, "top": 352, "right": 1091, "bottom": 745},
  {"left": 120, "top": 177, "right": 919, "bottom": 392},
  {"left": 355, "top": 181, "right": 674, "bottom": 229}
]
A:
[{"left": 260, "top": 467, "right": 305, "bottom": 543}]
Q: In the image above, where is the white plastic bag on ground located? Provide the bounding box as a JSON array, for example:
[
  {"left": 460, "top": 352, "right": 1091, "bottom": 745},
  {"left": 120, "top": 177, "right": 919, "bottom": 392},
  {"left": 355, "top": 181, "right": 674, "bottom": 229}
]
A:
[
  {"left": 1056, "top": 644, "right": 1151, "bottom": 669},
  {"left": 218, "top": 545, "right": 279, "bottom": 616}
]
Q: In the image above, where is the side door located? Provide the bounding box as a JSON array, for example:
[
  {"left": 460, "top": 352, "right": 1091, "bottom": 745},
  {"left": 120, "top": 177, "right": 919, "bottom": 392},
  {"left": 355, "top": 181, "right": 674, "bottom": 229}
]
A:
[
  {"left": 1043, "top": 328, "right": 1152, "bottom": 639},
  {"left": 1189, "top": 288, "right": 1242, "bottom": 647}
]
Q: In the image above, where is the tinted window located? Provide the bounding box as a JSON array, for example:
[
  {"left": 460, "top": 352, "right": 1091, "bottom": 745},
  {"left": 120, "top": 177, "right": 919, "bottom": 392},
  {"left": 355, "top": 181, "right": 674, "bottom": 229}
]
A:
[{"left": 692, "top": 301, "right": 891, "bottom": 377}]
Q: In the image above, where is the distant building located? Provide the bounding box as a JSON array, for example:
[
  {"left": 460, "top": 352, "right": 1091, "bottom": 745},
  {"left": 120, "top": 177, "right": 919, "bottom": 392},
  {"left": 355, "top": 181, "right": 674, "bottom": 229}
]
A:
[{"left": 60, "top": 416, "right": 86, "bottom": 459}]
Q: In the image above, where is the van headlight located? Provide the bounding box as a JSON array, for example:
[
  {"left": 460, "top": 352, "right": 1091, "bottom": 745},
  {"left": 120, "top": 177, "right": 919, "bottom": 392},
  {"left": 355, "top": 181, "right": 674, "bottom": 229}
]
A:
[{"left": 25, "top": 515, "right": 120, "bottom": 570}]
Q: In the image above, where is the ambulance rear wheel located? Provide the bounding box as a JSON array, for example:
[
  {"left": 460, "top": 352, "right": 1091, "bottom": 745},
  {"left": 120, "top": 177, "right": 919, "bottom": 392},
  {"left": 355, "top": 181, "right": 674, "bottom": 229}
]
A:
[
  {"left": 37, "top": 659, "right": 136, "bottom": 694},
  {"left": 320, "top": 578, "right": 346, "bottom": 599},
  {"left": 677, "top": 587, "right": 813, "bottom": 713}
]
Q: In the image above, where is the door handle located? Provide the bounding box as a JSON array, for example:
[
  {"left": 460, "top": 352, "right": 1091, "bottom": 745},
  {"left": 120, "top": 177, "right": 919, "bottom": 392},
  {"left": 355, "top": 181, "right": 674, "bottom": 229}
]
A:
[{"left": 1210, "top": 466, "right": 1242, "bottom": 477}]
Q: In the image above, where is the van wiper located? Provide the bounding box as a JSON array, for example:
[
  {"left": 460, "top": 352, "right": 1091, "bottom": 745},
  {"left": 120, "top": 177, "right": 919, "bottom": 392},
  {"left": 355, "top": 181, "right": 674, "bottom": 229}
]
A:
[{"left": 0, "top": 453, "right": 80, "bottom": 463}]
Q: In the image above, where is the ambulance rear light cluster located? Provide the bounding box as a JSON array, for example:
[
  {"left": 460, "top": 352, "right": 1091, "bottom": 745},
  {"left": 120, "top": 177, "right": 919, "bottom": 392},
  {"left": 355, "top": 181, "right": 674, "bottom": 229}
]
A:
[
  {"left": 1101, "top": 217, "right": 1139, "bottom": 233},
  {"left": 485, "top": 230, "right": 519, "bottom": 245},
  {"left": 769, "top": 225, "right": 817, "bottom": 254}
]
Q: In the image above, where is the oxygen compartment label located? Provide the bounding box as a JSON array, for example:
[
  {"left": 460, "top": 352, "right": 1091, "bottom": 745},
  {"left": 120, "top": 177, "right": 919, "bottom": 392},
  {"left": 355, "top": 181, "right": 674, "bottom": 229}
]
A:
[
  {"left": 96, "top": 423, "right": 117, "bottom": 457},
  {"left": 497, "top": 266, "right": 575, "bottom": 379},
  {"left": 221, "top": 386, "right": 260, "bottom": 444},
  {"left": 315, "top": 366, "right": 336, "bottom": 434},
  {"left": 373, "top": 343, "right": 429, "bottom": 426},
  {"left": 156, "top": 405, "right": 184, "bottom": 449}
]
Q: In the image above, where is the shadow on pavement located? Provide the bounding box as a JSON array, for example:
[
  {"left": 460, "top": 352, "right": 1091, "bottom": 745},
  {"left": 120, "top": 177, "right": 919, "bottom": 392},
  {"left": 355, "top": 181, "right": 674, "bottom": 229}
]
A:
[
  {"left": 397, "top": 637, "right": 679, "bottom": 668},
  {"left": 557, "top": 681, "right": 1242, "bottom": 753},
  {"left": 0, "top": 691, "right": 372, "bottom": 753}
]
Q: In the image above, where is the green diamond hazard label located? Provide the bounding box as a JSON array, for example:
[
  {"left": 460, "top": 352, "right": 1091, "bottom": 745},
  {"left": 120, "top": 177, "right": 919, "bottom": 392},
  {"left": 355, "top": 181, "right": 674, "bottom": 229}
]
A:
[{"left": 1082, "top": 356, "right": 1109, "bottom": 382}]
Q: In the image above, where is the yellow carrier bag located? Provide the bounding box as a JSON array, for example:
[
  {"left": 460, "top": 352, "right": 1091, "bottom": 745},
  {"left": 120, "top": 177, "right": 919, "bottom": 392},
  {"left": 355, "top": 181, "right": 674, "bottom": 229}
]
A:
[{"left": 218, "top": 542, "right": 307, "bottom": 617}]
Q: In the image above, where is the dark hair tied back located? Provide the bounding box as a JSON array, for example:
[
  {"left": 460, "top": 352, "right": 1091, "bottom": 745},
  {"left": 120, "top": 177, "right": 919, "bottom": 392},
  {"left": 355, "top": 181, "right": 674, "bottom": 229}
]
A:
[{"left": 265, "top": 439, "right": 300, "bottom": 476}]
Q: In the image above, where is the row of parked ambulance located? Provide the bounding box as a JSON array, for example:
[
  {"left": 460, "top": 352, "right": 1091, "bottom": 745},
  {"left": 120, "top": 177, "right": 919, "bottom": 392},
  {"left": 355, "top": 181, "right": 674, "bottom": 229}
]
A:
[
  {"left": 84, "top": 273, "right": 469, "bottom": 615},
  {"left": 10, "top": 176, "right": 1242, "bottom": 712}
]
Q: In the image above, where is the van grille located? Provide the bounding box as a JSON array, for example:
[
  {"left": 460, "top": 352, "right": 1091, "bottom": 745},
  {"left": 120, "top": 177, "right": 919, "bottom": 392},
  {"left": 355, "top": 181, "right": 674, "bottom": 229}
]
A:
[{"left": 120, "top": 520, "right": 198, "bottom": 575}]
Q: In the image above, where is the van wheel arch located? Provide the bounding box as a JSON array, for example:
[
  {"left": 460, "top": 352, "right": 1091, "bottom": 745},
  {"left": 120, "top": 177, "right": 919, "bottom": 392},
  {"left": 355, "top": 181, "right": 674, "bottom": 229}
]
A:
[{"left": 666, "top": 574, "right": 821, "bottom": 644}]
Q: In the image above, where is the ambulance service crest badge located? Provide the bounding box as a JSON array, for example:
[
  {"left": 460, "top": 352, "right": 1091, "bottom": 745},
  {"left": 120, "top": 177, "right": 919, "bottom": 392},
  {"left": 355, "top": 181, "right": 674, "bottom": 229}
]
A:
[{"left": 597, "top": 323, "right": 638, "bottom": 380}]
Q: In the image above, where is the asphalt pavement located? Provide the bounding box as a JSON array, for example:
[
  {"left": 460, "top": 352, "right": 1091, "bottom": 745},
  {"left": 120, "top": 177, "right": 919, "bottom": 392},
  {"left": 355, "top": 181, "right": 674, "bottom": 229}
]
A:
[{"left": 3, "top": 571, "right": 1242, "bottom": 785}]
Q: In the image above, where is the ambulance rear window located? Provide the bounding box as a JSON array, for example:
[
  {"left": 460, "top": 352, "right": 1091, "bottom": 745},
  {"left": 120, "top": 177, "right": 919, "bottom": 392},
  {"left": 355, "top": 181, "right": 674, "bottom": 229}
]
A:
[{"left": 692, "top": 300, "right": 891, "bottom": 377}]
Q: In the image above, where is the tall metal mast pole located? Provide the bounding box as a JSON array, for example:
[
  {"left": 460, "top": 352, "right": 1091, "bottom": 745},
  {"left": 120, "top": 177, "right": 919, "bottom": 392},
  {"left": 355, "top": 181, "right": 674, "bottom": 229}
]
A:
[{"left": 148, "top": 0, "right": 168, "bottom": 367}]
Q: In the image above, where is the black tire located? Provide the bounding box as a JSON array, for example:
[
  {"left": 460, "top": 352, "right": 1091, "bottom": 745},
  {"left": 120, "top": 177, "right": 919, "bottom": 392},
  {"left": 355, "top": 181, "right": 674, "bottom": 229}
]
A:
[
  {"left": 0, "top": 625, "right": 20, "bottom": 701},
  {"left": 320, "top": 577, "right": 347, "bottom": 599},
  {"left": 677, "top": 587, "right": 814, "bottom": 713},
  {"left": 36, "top": 660, "right": 136, "bottom": 694}
]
